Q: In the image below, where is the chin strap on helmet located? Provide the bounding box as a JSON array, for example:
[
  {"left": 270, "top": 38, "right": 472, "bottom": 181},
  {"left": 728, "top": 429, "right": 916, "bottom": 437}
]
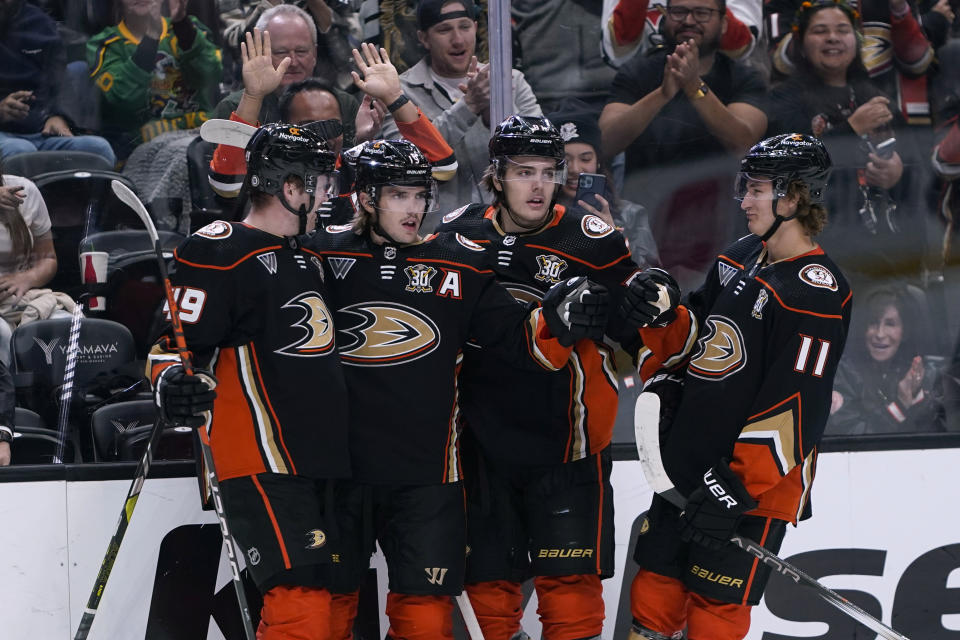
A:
[
  {"left": 759, "top": 178, "right": 799, "bottom": 242},
  {"left": 276, "top": 189, "right": 316, "bottom": 235}
]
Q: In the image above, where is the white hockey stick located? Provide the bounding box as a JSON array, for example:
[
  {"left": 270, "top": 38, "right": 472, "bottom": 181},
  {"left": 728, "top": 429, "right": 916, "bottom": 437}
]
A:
[
  {"left": 633, "top": 392, "right": 911, "bottom": 640},
  {"left": 200, "top": 118, "right": 257, "bottom": 148},
  {"left": 53, "top": 300, "right": 83, "bottom": 463},
  {"left": 456, "top": 592, "right": 486, "bottom": 640}
]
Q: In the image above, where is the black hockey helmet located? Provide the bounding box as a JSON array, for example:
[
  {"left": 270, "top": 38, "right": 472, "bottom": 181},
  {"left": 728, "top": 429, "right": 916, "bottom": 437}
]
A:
[
  {"left": 345, "top": 139, "right": 439, "bottom": 242},
  {"left": 489, "top": 115, "right": 565, "bottom": 165},
  {"left": 245, "top": 122, "right": 339, "bottom": 214},
  {"left": 735, "top": 133, "right": 832, "bottom": 241},
  {"left": 736, "top": 133, "right": 831, "bottom": 203},
  {"left": 347, "top": 139, "right": 434, "bottom": 191}
]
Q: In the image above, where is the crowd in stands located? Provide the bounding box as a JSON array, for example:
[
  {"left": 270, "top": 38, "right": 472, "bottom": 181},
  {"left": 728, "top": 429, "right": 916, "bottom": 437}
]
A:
[{"left": 0, "top": 0, "right": 959, "bottom": 465}]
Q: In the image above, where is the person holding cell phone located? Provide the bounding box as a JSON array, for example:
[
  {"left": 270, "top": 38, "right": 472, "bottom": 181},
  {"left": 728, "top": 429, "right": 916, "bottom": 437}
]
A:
[
  {"left": 548, "top": 101, "right": 660, "bottom": 268},
  {"left": 0, "top": 0, "right": 116, "bottom": 164},
  {"left": 766, "top": 0, "right": 919, "bottom": 285}
]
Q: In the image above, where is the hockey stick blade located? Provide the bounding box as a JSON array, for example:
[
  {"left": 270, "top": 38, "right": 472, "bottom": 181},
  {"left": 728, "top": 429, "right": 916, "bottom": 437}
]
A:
[
  {"left": 200, "top": 118, "right": 257, "bottom": 148},
  {"left": 111, "top": 180, "right": 159, "bottom": 245},
  {"left": 633, "top": 392, "right": 911, "bottom": 640}
]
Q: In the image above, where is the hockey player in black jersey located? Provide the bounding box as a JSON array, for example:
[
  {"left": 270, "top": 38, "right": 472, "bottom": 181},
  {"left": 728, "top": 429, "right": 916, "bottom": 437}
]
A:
[
  {"left": 149, "top": 124, "right": 354, "bottom": 640},
  {"left": 433, "top": 115, "right": 656, "bottom": 640},
  {"left": 301, "top": 139, "right": 611, "bottom": 640},
  {"left": 622, "top": 134, "right": 852, "bottom": 640}
]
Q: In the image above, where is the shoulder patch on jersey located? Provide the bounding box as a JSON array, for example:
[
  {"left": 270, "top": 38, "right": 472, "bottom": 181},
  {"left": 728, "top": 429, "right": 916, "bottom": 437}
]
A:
[
  {"left": 580, "top": 214, "right": 614, "bottom": 238},
  {"left": 455, "top": 233, "right": 484, "bottom": 251},
  {"left": 195, "top": 220, "right": 233, "bottom": 239},
  {"left": 325, "top": 223, "right": 354, "bottom": 233},
  {"left": 442, "top": 205, "right": 470, "bottom": 224},
  {"left": 798, "top": 264, "right": 838, "bottom": 291}
]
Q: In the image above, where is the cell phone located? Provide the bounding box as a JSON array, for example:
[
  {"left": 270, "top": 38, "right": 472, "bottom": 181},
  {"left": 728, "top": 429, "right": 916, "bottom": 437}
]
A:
[
  {"left": 574, "top": 173, "right": 606, "bottom": 212},
  {"left": 867, "top": 137, "right": 896, "bottom": 159}
]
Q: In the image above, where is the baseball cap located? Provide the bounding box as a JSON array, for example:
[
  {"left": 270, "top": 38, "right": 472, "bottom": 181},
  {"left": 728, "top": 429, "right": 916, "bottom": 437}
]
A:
[{"left": 417, "top": 0, "right": 478, "bottom": 31}]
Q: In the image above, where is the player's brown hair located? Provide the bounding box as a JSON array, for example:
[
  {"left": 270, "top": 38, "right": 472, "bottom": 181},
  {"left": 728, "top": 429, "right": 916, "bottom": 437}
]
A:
[
  {"left": 480, "top": 163, "right": 505, "bottom": 208},
  {"left": 352, "top": 189, "right": 376, "bottom": 235},
  {"left": 788, "top": 180, "right": 827, "bottom": 236}
]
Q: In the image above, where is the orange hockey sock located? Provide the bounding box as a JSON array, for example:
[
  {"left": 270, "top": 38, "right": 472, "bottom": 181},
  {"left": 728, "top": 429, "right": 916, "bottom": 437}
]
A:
[
  {"left": 328, "top": 591, "right": 360, "bottom": 640},
  {"left": 464, "top": 580, "right": 524, "bottom": 640},
  {"left": 385, "top": 592, "right": 454, "bottom": 640},
  {"left": 629, "top": 570, "right": 688, "bottom": 638},
  {"left": 535, "top": 574, "right": 604, "bottom": 640},
  {"left": 257, "top": 585, "right": 332, "bottom": 640}
]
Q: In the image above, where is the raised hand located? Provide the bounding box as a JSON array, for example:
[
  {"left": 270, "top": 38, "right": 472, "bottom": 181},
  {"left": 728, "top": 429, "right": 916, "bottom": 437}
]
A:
[
  {"left": 459, "top": 58, "right": 491, "bottom": 117},
  {"left": 354, "top": 94, "right": 388, "bottom": 142},
  {"left": 351, "top": 42, "right": 404, "bottom": 105},
  {"left": 241, "top": 28, "right": 290, "bottom": 99},
  {"left": 671, "top": 41, "right": 702, "bottom": 98},
  {"left": 897, "top": 355, "right": 925, "bottom": 407}
]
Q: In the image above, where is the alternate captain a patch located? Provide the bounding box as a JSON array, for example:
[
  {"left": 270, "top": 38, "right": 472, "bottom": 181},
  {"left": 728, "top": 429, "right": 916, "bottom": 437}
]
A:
[{"left": 798, "top": 264, "right": 838, "bottom": 291}]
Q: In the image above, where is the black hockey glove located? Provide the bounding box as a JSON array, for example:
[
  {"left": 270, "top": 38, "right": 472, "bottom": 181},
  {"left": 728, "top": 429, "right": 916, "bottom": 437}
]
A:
[
  {"left": 678, "top": 459, "right": 757, "bottom": 550},
  {"left": 155, "top": 365, "right": 217, "bottom": 428},
  {"left": 542, "top": 276, "right": 610, "bottom": 346},
  {"left": 620, "top": 268, "right": 680, "bottom": 330},
  {"left": 642, "top": 372, "right": 684, "bottom": 442}
]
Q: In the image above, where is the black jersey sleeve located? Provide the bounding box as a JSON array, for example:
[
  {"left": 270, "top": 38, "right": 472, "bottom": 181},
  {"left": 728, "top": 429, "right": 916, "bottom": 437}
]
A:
[{"left": 467, "top": 274, "right": 573, "bottom": 372}]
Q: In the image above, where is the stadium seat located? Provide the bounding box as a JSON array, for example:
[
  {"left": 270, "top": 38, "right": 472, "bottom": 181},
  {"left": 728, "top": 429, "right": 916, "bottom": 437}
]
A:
[
  {"left": 91, "top": 399, "right": 195, "bottom": 462},
  {"left": 30, "top": 170, "right": 142, "bottom": 295},
  {"left": 9, "top": 407, "right": 80, "bottom": 464},
  {"left": 79, "top": 230, "right": 185, "bottom": 354},
  {"left": 10, "top": 318, "right": 144, "bottom": 457},
  {"left": 1, "top": 150, "right": 115, "bottom": 177}
]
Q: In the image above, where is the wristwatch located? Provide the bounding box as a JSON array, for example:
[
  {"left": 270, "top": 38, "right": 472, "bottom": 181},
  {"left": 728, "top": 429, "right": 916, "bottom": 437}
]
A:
[
  {"left": 693, "top": 81, "right": 710, "bottom": 100},
  {"left": 0, "top": 426, "right": 12, "bottom": 443}
]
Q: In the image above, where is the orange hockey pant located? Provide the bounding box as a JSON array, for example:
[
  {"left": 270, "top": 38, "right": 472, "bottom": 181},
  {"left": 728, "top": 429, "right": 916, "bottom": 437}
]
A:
[
  {"left": 257, "top": 585, "right": 332, "bottom": 640},
  {"left": 327, "top": 591, "right": 454, "bottom": 640},
  {"left": 466, "top": 575, "right": 604, "bottom": 640},
  {"left": 630, "top": 569, "right": 752, "bottom": 640}
]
